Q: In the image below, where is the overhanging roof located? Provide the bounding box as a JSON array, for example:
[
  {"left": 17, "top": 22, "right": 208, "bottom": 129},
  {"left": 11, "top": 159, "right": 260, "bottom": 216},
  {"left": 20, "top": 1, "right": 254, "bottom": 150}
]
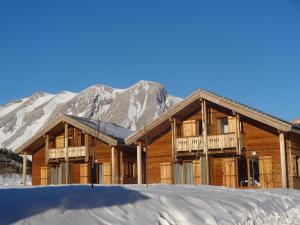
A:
[
  {"left": 125, "top": 89, "right": 299, "bottom": 145},
  {"left": 16, "top": 115, "right": 132, "bottom": 154}
]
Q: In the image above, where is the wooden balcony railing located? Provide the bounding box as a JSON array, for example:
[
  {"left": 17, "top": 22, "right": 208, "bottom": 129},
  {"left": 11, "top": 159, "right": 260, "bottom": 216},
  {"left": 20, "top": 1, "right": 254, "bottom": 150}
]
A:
[
  {"left": 49, "top": 146, "right": 87, "bottom": 159},
  {"left": 176, "top": 133, "right": 244, "bottom": 152}
]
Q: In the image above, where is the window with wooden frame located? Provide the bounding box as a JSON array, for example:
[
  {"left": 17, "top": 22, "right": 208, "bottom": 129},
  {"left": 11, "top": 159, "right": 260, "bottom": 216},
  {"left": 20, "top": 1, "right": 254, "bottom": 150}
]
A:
[
  {"left": 292, "top": 155, "right": 300, "bottom": 177},
  {"left": 217, "top": 116, "right": 238, "bottom": 134},
  {"left": 217, "top": 117, "right": 229, "bottom": 134},
  {"left": 124, "top": 162, "right": 136, "bottom": 178}
]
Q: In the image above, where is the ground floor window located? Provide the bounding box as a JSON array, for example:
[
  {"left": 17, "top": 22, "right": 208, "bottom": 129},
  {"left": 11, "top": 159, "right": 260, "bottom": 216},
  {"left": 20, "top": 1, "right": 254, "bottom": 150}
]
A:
[
  {"left": 173, "top": 161, "right": 200, "bottom": 185},
  {"left": 124, "top": 162, "right": 136, "bottom": 178}
]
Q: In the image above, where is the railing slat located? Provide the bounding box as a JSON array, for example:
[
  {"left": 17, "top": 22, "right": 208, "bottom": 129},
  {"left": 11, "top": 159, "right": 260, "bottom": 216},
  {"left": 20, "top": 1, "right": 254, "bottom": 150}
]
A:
[
  {"left": 48, "top": 146, "right": 87, "bottom": 159},
  {"left": 176, "top": 133, "right": 242, "bottom": 152}
]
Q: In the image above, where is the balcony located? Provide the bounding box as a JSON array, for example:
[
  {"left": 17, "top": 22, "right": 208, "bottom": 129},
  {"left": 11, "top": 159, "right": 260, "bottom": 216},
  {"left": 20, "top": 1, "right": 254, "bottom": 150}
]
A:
[
  {"left": 48, "top": 146, "right": 87, "bottom": 159},
  {"left": 176, "top": 133, "right": 244, "bottom": 152}
]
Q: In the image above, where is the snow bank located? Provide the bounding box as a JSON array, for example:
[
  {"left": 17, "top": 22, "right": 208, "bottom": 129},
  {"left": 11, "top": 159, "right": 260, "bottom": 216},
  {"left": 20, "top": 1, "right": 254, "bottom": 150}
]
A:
[
  {"left": 0, "top": 185, "right": 300, "bottom": 225},
  {"left": 0, "top": 174, "right": 32, "bottom": 186}
]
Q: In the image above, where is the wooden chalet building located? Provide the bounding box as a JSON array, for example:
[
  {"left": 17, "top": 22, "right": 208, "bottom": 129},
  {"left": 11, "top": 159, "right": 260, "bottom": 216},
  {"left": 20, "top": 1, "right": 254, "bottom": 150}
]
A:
[
  {"left": 125, "top": 89, "right": 300, "bottom": 189},
  {"left": 16, "top": 115, "right": 138, "bottom": 186}
]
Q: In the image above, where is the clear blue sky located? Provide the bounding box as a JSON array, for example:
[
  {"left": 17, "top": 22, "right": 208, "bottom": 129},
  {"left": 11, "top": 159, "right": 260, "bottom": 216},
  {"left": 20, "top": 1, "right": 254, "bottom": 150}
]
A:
[{"left": 0, "top": 0, "right": 300, "bottom": 121}]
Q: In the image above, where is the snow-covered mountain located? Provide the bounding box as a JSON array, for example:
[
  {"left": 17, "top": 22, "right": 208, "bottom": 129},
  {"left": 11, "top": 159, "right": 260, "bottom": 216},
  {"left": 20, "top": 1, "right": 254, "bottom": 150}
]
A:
[{"left": 0, "top": 80, "right": 181, "bottom": 151}]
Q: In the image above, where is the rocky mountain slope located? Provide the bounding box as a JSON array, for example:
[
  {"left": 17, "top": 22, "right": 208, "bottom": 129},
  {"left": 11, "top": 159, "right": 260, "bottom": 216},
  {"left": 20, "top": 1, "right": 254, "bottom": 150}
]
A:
[{"left": 0, "top": 81, "right": 181, "bottom": 151}]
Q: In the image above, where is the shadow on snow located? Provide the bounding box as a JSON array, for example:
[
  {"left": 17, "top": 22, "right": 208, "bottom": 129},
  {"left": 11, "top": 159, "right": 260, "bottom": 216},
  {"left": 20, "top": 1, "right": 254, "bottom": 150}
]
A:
[{"left": 0, "top": 185, "right": 149, "bottom": 225}]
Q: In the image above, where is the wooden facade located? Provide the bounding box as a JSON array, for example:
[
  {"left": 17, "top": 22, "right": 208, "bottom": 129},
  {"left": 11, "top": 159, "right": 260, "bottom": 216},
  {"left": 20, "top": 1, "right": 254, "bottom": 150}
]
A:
[
  {"left": 17, "top": 115, "right": 137, "bottom": 186},
  {"left": 17, "top": 89, "right": 300, "bottom": 189},
  {"left": 125, "top": 89, "right": 300, "bottom": 189}
]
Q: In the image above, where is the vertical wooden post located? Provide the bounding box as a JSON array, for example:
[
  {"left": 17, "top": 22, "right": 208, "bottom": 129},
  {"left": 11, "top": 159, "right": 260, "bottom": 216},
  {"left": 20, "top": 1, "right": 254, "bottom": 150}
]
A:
[
  {"left": 279, "top": 132, "right": 287, "bottom": 188},
  {"left": 120, "top": 150, "right": 123, "bottom": 184},
  {"left": 64, "top": 123, "right": 69, "bottom": 184},
  {"left": 85, "top": 133, "right": 89, "bottom": 162},
  {"left": 45, "top": 134, "right": 49, "bottom": 163},
  {"left": 236, "top": 114, "right": 241, "bottom": 155},
  {"left": 247, "top": 158, "right": 251, "bottom": 187},
  {"left": 22, "top": 152, "right": 27, "bottom": 186},
  {"left": 137, "top": 142, "right": 142, "bottom": 184},
  {"left": 173, "top": 118, "right": 177, "bottom": 159},
  {"left": 201, "top": 99, "right": 209, "bottom": 184},
  {"left": 170, "top": 118, "right": 177, "bottom": 162},
  {"left": 111, "top": 146, "right": 115, "bottom": 184}
]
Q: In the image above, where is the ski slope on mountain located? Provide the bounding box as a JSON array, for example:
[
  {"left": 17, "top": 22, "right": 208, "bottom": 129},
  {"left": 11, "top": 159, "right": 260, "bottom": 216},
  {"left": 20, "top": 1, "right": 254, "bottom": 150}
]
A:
[{"left": 0, "top": 185, "right": 300, "bottom": 225}]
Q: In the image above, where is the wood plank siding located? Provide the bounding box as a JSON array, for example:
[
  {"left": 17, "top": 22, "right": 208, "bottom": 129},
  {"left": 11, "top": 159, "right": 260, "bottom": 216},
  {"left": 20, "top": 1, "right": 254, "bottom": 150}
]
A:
[
  {"left": 29, "top": 120, "right": 137, "bottom": 186},
  {"left": 147, "top": 130, "right": 173, "bottom": 184},
  {"left": 144, "top": 100, "right": 290, "bottom": 188}
]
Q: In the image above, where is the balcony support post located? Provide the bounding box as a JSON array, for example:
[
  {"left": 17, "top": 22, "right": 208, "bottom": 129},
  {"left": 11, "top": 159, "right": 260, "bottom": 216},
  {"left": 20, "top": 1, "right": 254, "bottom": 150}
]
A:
[
  {"left": 111, "top": 146, "right": 115, "bottom": 184},
  {"left": 170, "top": 118, "right": 177, "bottom": 162},
  {"left": 22, "top": 152, "right": 27, "bottom": 186},
  {"left": 137, "top": 142, "right": 142, "bottom": 184},
  {"left": 64, "top": 123, "right": 69, "bottom": 184},
  {"left": 85, "top": 133, "right": 89, "bottom": 162},
  {"left": 279, "top": 132, "right": 287, "bottom": 188},
  {"left": 45, "top": 134, "right": 49, "bottom": 164},
  {"left": 236, "top": 114, "right": 241, "bottom": 155},
  {"left": 201, "top": 99, "right": 209, "bottom": 185}
]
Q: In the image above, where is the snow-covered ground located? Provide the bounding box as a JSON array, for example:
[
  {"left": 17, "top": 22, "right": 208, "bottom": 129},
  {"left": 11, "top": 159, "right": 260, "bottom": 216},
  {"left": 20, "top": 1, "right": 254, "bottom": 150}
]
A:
[
  {"left": 0, "top": 174, "right": 32, "bottom": 186},
  {"left": 0, "top": 185, "right": 300, "bottom": 225}
]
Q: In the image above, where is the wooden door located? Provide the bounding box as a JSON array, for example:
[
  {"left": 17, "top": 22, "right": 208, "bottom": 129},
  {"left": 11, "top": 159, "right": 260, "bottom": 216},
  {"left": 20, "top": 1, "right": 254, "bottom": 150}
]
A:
[
  {"left": 160, "top": 162, "right": 173, "bottom": 184},
  {"left": 40, "top": 167, "right": 49, "bottom": 185},
  {"left": 210, "top": 158, "right": 223, "bottom": 186},
  {"left": 259, "top": 156, "right": 273, "bottom": 188},
  {"left": 69, "top": 163, "right": 80, "bottom": 184},
  {"left": 103, "top": 163, "right": 111, "bottom": 184},
  {"left": 80, "top": 163, "right": 90, "bottom": 184},
  {"left": 223, "top": 158, "right": 237, "bottom": 188},
  {"left": 193, "top": 160, "right": 201, "bottom": 185}
]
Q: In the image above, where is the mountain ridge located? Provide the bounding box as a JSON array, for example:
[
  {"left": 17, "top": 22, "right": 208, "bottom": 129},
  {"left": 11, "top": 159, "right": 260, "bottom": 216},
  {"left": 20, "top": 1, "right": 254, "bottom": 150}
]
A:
[{"left": 0, "top": 81, "right": 181, "bottom": 151}]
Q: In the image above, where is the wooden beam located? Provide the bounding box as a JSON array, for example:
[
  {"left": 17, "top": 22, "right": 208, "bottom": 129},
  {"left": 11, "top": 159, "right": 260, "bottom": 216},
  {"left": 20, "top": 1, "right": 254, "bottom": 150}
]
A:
[
  {"left": 22, "top": 152, "right": 27, "bottom": 186},
  {"left": 64, "top": 123, "right": 69, "bottom": 184},
  {"left": 170, "top": 118, "right": 177, "bottom": 162},
  {"left": 85, "top": 133, "right": 89, "bottom": 162},
  {"left": 120, "top": 150, "right": 123, "bottom": 184},
  {"left": 137, "top": 142, "right": 142, "bottom": 184},
  {"left": 279, "top": 132, "right": 287, "bottom": 188},
  {"left": 45, "top": 134, "right": 49, "bottom": 164},
  {"left": 201, "top": 99, "right": 209, "bottom": 185},
  {"left": 111, "top": 146, "right": 115, "bottom": 184},
  {"left": 236, "top": 114, "right": 241, "bottom": 155},
  {"left": 247, "top": 158, "right": 251, "bottom": 187}
]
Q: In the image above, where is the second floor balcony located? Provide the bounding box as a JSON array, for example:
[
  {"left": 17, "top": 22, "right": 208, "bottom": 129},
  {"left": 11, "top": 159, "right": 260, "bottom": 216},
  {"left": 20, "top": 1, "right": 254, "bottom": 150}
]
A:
[
  {"left": 48, "top": 146, "right": 88, "bottom": 160},
  {"left": 176, "top": 133, "right": 244, "bottom": 152}
]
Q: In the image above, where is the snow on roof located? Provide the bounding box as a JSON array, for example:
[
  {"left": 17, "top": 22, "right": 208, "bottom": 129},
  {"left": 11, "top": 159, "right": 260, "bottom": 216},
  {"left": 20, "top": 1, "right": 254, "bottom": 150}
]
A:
[{"left": 66, "top": 115, "right": 133, "bottom": 141}]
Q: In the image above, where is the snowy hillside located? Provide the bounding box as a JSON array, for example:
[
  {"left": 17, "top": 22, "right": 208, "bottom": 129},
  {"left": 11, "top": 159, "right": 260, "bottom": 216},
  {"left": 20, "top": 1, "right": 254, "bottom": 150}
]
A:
[
  {"left": 0, "top": 81, "right": 181, "bottom": 151},
  {"left": 0, "top": 185, "right": 300, "bottom": 225}
]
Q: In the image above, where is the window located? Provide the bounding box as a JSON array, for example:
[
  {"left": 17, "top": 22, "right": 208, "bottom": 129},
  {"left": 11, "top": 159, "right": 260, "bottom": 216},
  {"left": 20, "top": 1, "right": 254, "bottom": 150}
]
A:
[
  {"left": 218, "top": 117, "right": 229, "bottom": 134},
  {"left": 124, "top": 162, "right": 136, "bottom": 178},
  {"left": 292, "top": 156, "right": 300, "bottom": 177}
]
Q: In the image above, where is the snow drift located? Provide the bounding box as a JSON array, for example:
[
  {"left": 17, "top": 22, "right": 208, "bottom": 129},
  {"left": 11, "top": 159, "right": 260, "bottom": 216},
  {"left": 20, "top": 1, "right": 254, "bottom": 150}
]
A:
[{"left": 0, "top": 185, "right": 300, "bottom": 225}]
